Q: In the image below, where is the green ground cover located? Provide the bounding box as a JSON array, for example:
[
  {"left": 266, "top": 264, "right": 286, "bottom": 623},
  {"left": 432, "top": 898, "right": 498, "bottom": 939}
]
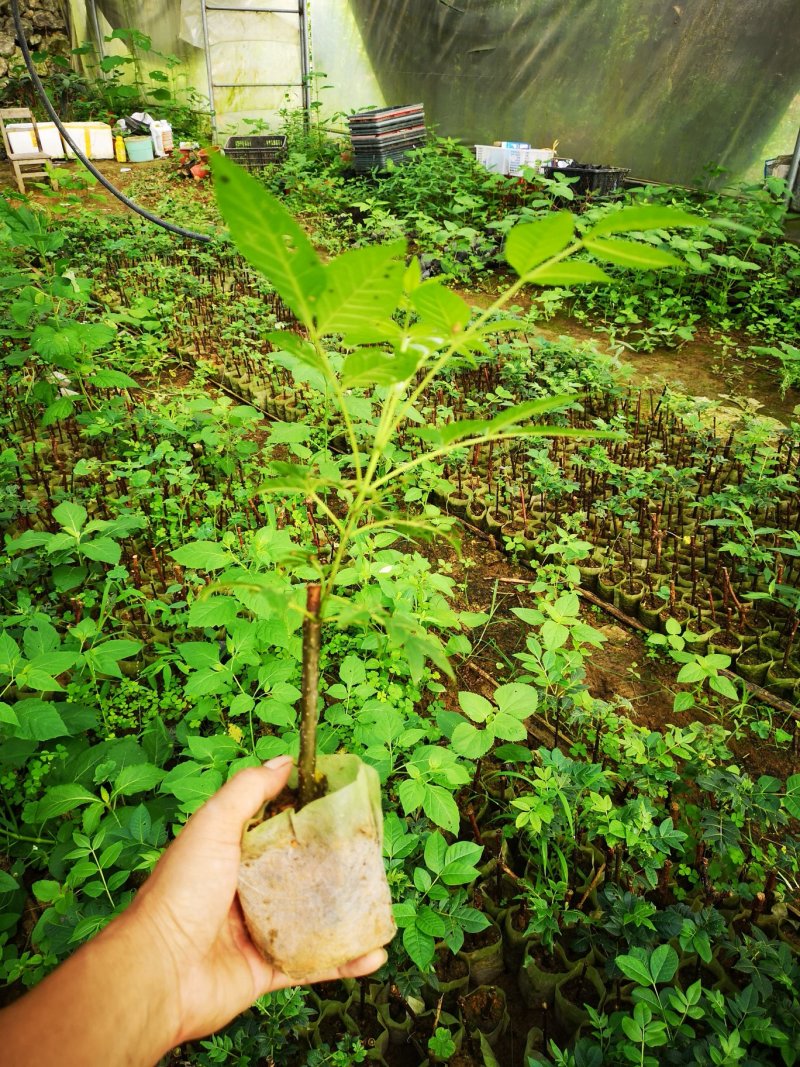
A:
[{"left": 1, "top": 126, "right": 799, "bottom": 1066}]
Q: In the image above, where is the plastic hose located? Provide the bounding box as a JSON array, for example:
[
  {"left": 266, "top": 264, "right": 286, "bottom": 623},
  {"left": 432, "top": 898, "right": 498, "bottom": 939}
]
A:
[{"left": 10, "top": 0, "right": 212, "bottom": 243}]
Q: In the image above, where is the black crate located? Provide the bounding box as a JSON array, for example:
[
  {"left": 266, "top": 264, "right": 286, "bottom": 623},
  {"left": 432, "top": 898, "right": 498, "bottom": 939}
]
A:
[
  {"left": 543, "top": 163, "right": 629, "bottom": 195},
  {"left": 223, "top": 134, "right": 287, "bottom": 170}
]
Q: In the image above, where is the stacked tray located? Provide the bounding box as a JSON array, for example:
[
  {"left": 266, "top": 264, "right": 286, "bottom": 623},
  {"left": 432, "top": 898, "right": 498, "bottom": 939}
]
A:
[{"left": 347, "top": 104, "right": 427, "bottom": 171}]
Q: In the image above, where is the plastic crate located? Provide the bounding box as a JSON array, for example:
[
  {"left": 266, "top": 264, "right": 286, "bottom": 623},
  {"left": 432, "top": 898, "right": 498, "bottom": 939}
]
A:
[
  {"left": 543, "top": 162, "right": 629, "bottom": 195},
  {"left": 223, "top": 134, "right": 287, "bottom": 170}
]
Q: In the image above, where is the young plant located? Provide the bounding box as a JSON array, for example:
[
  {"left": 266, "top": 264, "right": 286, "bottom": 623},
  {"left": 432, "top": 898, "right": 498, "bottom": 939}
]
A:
[{"left": 210, "top": 153, "right": 704, "bottom": 804}]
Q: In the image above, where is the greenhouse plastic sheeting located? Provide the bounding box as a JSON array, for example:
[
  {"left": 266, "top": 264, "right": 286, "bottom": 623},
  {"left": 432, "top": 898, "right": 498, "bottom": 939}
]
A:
[{"left": 325, "top": 0, "right": 800, "bottom": 185}]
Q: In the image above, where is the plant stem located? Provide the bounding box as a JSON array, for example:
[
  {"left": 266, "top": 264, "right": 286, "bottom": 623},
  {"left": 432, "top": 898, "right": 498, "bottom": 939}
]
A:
[{"left": 297, "top": 582, "right": 322, "bottom": 808}]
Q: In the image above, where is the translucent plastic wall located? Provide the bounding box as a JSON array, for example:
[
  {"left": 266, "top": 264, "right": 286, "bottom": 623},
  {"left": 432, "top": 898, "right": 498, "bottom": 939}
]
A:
[{"left": 335, "top": 0, "right": 800, "bottom": 185}]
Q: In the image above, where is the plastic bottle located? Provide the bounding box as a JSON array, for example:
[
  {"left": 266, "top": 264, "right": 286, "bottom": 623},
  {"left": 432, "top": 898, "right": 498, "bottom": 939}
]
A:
[{"left": 114, "top": 135, "right": 127, "bottom": 163}]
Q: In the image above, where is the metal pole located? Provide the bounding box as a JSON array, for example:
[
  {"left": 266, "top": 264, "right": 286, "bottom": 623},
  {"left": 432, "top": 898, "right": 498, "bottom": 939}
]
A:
[
  {"left": 87, "top": 0, "right": 105, "bottom": 63},
  {"left": 199, "top": 1, "right": 218, "bottom": 143},
  {"left": 785, "top": 125, "right": 800, "bottom": 212},
  {"left": 298, "top": 0, "right": 311, "bottom": 122}
]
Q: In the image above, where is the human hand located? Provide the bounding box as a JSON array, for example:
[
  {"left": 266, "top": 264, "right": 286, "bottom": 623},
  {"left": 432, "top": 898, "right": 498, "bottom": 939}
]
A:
[{"left": 126, "top": 755, "right": 387, "bottom": 1046}]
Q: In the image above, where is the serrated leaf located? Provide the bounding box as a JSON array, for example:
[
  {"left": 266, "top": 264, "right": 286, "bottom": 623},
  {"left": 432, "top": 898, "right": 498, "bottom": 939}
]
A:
[
  {"left": 584, "top": 235, "right": 683, "bottom": 271},
  {"left": 186, "top": 595, "right": 240, "bottom": 629},
  {"left": 421, "top": 783, "right": 459, "bottom": 833},
  {"left": 505, "top": 212, "right": 575, "bottom": 277},
  {"left": 531, "top": 261, "right": 612, "bottom": 285},
  {"left": 212, "top": 152, "right": 325, "bottom": 326},
  {"left": 458, "top": 691, "right": 493, "bottom": 723},
  {"left": 80, "top": 537, "right": 121, "bottom": 565},
  {"left": 88, "top": 368, "right": 136, "bottom": 389},
  {"left": 451, "top": 721, "right": 494, "bottom": 759},
  {"left": 113, "top": 762, "right": 165, "bottom": 796},
  {"left": 315, "top": 240, "right": 406, "bottom": 342},
  {"left": 52, "top": 501, "right": 87, "bottom": 536},
  {"left": 41, "top": 395, "right": 75, "bottom": 427},
  {"left": 171, "top": 540, "right": 233, "bottom": 571},
  {"left": 34, "top": 784, "right": 99, "bottom": 821},
  {"left": 584, "top": 205, "right": 705, "bottom": 238}
]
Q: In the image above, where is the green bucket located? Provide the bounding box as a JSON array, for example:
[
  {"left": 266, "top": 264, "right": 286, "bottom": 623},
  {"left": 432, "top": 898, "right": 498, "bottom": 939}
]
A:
[{"left": 124, "top": 135, "right": 154, "bottom": 163}]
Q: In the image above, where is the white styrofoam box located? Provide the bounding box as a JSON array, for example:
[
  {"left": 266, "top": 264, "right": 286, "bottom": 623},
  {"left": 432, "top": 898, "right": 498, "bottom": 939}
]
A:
[
  {"left": 62, "top": 122, "right": 115, "bottom": 160},
  {"left": 5, "top": 122, "right": 66, "bottom": 158}
]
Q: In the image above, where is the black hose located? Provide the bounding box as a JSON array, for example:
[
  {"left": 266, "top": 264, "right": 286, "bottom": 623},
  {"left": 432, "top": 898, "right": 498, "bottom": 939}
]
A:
[{"left": 10, "top": 0, "right": 212, "bottom": 243}]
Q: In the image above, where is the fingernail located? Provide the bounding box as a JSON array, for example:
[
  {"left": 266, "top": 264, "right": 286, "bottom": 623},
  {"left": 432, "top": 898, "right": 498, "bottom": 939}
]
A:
[{"left": 264, "top": 755, "right": 293, "bottom": 769}]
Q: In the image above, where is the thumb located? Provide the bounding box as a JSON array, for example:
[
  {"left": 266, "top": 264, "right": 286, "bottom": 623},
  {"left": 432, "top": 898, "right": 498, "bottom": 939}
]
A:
[{"left": 180, "top": 756, "right": 294, "bottom": 850}]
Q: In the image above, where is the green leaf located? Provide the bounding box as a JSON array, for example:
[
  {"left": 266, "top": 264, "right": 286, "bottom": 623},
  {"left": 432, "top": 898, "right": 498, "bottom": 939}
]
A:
[
  {"left": 402, "top": 923, "right": 435, "bottom": 971},
  {"left": 52, "top": 501, "right": 87, "bottom": 536},
  {"left": 451, "top": 721, "right": 494, "bottom": 759},
  {"left": 441, "top": 856, "right": 482, "bottom": 886},
  {"left": 494, "top": 683, "right": 537, "bottom": 718},
  {"left": 410, "top": 282, "right": 471, "bottom": 335},
  {"left": 0, "top": 870, "right": 19, "bottom": 893},
  {"left": 80, "top": 537, "right": 121, "bottom": 565},
  {"left": 649, "top": 944, "right": 679, "bottom": 984},
  {"left": 676, "top": 661, "right": 706, "bottom": 685},
  {"left": 171, "top": 541, "right": 233, "bottom": 571},
  {"left": 398, "top": 776, "right": 426, "bottom": 815},
  {"left": 341, "top": 348, "right": 420, "bottom": 390},
  {"left": 88, "top": 368, "right": 136, "bottom": 389},
  {"left": 187, "top": 595, "right": 240, "bottom": 629},
  {"left": 531, "top": 262, "right": 612, "bottom": 285},
  {"left": 41, "top": 396, "right": 75, "bottom": 427},
  {"left": 339, "top": 654, "right": 366, "bottom": 687},
  {"left": 785, "top": 775, "right": 800, "bottom": 820},
  {"left": 584, "top": 236, "right": 683, "bottom": 271},
  {"left": 0, "top": 633, "right": 22, "bottom": 676},
  {"left": 541, "top": 619, "right": 570, "bottom": 651},
  {"left": 616, "top": 953, "right": 653, "bottom": 987},
  {"left": 34, "top": 784, "right": 99, "bottom": 821},
  {"left": 492, "top": 712, "right": 528, "bottom": 743},
  {"left": 424, "top": 831, "right": 447, "bottom": 874},
  {"left": 584, "top": 205, "right": 705, "bottom": 238},
  {"left": 709, "top": 674, "right": 739, "bottom": 702},
  {"left": 505, "top": 212, "right": 575, "bottom": 277},
  {"left": 421, "top": 783, "right": 459, "bottom": 834},
  {"left": 416, "top": 906, "right": 447, "bottom": 937},
  {"left": 13, "top": 697, "right": 68, "bottom": 741},
  {"left": 315, "top": 240, "right": 406, "bottom": 342},
  {"left": 673, "top": 691, "right": 695, "bottom": 713},
  {"left": 113, "top": 762, "right": 166, "bottom": 797},
  {"left": 458, "top": 691, "right": 493, "bottom": 723},
  {"left": 212, "top": 152, "right": 325, "bottom": 327}
]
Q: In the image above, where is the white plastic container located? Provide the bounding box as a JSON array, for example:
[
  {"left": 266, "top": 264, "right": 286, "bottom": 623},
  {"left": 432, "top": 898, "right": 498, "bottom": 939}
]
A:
[
  {"left": 62, "top": 122, "right": 115, "bottom": 160},
  {"left": 5, "top": 122, "right": 65, "bottom": 158},
  {"left": 475, "top": 144, "right": 555, "bottom": 177},
  {"left": 508, "top": 147, "right": 555, "bottom": 176}
]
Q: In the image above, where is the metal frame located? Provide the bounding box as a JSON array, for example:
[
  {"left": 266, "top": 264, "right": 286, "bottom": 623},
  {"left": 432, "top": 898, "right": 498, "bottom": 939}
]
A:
[{"left": 200, "top": 1, "right": 311, "bottom": 142}]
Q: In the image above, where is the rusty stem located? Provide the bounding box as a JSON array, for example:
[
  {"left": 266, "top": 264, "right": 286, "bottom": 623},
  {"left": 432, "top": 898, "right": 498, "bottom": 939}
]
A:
[{"left": 297, "top": 582, "right": 322, "bottom": 809}]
